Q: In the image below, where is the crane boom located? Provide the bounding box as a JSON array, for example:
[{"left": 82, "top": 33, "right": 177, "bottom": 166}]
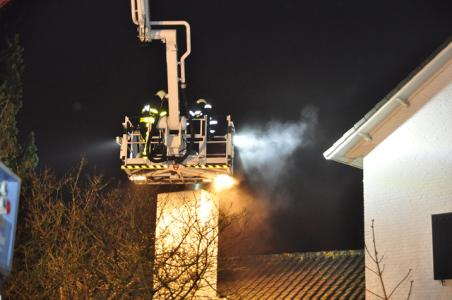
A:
[
  {"left": 118, "top": 0, "right": 235, "bottom": 185},
  {"left": 130, "top": 0, "right": 151, "bottom": 42},
  {"left": 131, "top": 0, "right": 190, "bottom": 131}
]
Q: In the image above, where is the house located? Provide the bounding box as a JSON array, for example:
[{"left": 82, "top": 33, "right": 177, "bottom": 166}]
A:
[
  {"left": 218, "top": 250, "right": 364, "bottom": 299},
  {"left": 324, "top": 40, "right": 452, "bottom": 299}
]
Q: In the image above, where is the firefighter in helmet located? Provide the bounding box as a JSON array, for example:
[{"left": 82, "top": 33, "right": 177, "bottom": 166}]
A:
[
  {"left": 189, "top": 98, "right": 212, "bottom": 118},
  {"left": 189, "top": 98, "right": 217, "bottom": 138},
  {"left": 140, "top": 90, "right": 168, "bottom": 157}
]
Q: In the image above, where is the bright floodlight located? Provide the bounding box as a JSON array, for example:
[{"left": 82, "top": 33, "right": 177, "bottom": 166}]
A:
[
  {"left": 213, "top": 175, "right": 236, "bottom": 192},
  {"left": 130, "top": 175, "right": 147, "bottom": 181},
  {"left": 233, "top": 134, "right": 261, "bottom": 149}
]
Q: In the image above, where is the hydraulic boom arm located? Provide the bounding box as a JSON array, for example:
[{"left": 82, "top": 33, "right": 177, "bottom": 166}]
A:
[
  {"left": 119, "top": 0, "right": 235, "bottom": 185},
  {"left": 131, "top": 0, "right": 191, "bottom": 131}
]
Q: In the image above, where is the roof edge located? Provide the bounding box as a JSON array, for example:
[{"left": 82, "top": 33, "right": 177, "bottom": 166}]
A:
[{"left": 324, "top": 39, "right": 452, "bottom": 168}]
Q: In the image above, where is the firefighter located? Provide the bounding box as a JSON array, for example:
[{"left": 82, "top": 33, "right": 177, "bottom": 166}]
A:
[
  {"left": 200, "top": 99, "right": 217, "bottom": 137},
  {"left": 155, "top": 90, "right": 168, "bottom": 118},
  {"left": 140, "top": 90, "right": 168, "bottom": 157},
  {"left": 189, "top": 98, "right": 212, "bottom": 118},
  {"left": 189, "top": 98, "right": 217, "bottom": 138}
]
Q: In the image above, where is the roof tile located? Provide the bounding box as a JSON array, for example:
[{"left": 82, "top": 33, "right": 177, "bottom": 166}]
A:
[{"left": 218, "top": 250, "right": 364, "bottom": 299}]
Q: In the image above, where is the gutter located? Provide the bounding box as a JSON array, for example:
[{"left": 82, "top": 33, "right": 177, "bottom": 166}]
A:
[{"left": 323, "top": 40, "right": 452, "bottom": 169}]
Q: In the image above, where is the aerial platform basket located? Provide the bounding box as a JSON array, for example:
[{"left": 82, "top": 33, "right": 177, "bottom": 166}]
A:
[{"left": 117, "top": 115, "right": 234, "bottom": 185}]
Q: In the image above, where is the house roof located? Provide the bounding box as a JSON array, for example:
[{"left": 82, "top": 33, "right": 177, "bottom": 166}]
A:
[
  {"left": 323, "top": 39, "right": 452, "bottom": 168},
  {"left": 218, "top": 250, "right": 364, "bottom": 299}
]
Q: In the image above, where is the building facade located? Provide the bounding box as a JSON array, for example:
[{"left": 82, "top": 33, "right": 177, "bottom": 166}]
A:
[
  {"left": 325, "top": 41, "right": 452, "bottom": 299},
  {"left": 154, "top": 190, "right": 219, "bottom": 299}
]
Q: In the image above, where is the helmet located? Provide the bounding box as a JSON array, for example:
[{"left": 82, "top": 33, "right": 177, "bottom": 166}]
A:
[
  {"left": 196, "top": 98, "right": 212, "bottom": 110},
  {"left": 190, "top": 98, "right": 212, "bottom": 118},
  {"left": 155, "top": 90, "right": 167, "bottom": 101}
]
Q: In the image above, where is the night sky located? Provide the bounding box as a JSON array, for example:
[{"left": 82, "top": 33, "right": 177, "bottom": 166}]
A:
[{"left": 3, "top": 0, "right": 452, "bottom": 253}]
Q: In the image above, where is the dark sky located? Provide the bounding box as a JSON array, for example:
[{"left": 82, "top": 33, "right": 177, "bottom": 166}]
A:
[{"left": 4, "top": 0, "right": 452, "bottom": 253}]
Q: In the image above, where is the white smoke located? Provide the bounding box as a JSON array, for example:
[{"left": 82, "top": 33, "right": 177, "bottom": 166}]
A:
[{"left": 234, "top": 106, "right": 318, "bottom": 185}]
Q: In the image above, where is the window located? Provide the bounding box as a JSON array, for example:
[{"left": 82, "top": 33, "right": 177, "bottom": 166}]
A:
[{"left": 432, "top": 212, "right": 452, "bottom": 280}]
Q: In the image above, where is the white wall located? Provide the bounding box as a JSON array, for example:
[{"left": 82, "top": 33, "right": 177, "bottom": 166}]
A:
[
  {"left": 154, "top": 190, "right": 219, "bottom": 299},
  {"left": 363, "top": 78, "right": 452, "bottom": 299}
]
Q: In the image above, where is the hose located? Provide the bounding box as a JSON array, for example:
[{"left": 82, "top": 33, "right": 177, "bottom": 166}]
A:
[
  {"left": 148, "top": 98, "right": 168, "bottom": 163},
  {"left": 147, "top": 86, "right": 194, "bottom": 164},
  {"left": 175, "top": 86, "right": 194, "bottom": 164}
]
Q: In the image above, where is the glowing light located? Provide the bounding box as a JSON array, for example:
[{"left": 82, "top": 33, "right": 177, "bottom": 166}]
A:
[
  {"left": 209, "top": 119, "right": 218, "bottom": 125},
  {"left": 204, "top": 104, "right": 212, "bottom": 109},
  {"left": 154, "top": 190, "right": 219, "bottom": 298},
  {"left": 130, "top": 175, "right": 146, "bottom": 181},
  {"left": 210, "top": 129, "right": 216, "bottom": 134},
  {"left": 213, "top": 175, "right": 236, "bottom": 192},
  {"left": 199, "top": 191, "right": 214, "bottom": 223}
]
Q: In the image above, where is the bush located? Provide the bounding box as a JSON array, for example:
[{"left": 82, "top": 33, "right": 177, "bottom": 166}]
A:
[{"left": 5, "top": 161, "right": 156, "bottom": 299}]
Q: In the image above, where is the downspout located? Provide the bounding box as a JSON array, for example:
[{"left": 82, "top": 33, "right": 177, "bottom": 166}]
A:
[{"left": 150, "top": 21, "right": 191, "bottom": 88}]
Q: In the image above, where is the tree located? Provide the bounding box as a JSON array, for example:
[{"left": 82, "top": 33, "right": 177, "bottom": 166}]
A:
[
  {"left": 0, "top": 34, "right": 38, "bottom": 177},
  {"left": 366, "top": 219, "right": 414, "bottom": 300},
  {"left": 2, "top": 160, "right": 241, "bottom": 299},
  {"left": 4, "top": 162, "right": 155, "bottom": 299}
]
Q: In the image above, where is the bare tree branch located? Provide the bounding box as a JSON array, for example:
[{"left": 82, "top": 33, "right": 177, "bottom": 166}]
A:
[
  {"left": 366, "top": 288, "right": 386, "bottom": 299},
  {"left": 366, "top": 219, "right": 413, "bottom": 300},
  {"left": 406, "top": 280, "right": 414, "bottom": 300},
  {"left": 366, "top": 266, "right": 380, "bottom": 276},
  {"left": 388, "top": 269, "right": 412, "bottom": 299}
]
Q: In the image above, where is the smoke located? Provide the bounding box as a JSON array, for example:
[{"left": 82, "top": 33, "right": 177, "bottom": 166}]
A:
[
  {"left": 49, "top": 139, "right": 119, "bottom": 174},
  {"left": 234, "top": 105, "right": 318, "bottom": 188},
  {"left": 84, "top": 140, "right": 119, "bottom": 155},
  {"left": 217, "top": 106, "right": 319, "bottom": 255},
  {"left": 219, "top": 186, "right": 273, "bottom": 256}
]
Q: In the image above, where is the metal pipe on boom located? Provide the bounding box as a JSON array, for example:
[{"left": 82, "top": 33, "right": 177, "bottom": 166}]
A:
[
  {"left": 150, "top": 21, "right": 191, "bottom": 88},
  {"left": 130, "top": 0, "right": 191, "bottom": 85}
]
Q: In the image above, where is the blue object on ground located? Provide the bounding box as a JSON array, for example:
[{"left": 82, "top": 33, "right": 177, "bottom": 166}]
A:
[{"left": 0, "top": 162, "right": 21, "bottom": 276}]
